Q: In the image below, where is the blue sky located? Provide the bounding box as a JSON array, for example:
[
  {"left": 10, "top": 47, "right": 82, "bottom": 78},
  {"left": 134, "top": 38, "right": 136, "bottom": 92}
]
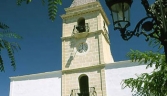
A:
[{"left": 0, "top": 0, "right": 157, "bottom": 96}]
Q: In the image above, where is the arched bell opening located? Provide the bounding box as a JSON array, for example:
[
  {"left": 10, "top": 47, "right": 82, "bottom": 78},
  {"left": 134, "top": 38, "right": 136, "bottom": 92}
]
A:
[
  {"left": 78, "top": 74, "right": 89, "bottom": 96},
  {"left": 76, "top": 17, "right": 86, "bottom": 33}
]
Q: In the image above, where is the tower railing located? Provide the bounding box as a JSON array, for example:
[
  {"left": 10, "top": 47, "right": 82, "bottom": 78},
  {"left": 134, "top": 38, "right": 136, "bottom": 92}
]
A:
[{"left": 70, "top": 87, "right": 97, "bottom": 96}]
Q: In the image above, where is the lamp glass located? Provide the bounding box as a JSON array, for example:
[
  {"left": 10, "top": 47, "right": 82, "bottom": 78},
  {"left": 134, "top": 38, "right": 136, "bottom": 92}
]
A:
[{"left": 111, "top": 2, "right": 130, "bottom": 30}]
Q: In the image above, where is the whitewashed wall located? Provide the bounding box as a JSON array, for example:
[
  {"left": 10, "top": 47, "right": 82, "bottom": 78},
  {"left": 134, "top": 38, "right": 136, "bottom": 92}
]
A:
[
  {"left": 9, "top": 71, "right": 62, "bottom": 96},
  {"left": 105, "top": 61, "right": 154, "bottom": 96}
]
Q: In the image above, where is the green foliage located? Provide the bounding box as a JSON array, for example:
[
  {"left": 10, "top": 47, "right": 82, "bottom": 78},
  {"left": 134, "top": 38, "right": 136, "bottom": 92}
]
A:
[
  {"left": 0, "top": 22, "right": 22, "bottom": 72},
  {"left": 0, "top": 22, "right": 9, "bottom": 29},
  {"left": 123, "top": 27, "right": 166, "bottom": 95},
  {"left": 127, "top": 50, "right": 165, "bottom": 69},
  {"left": 17, "top": 0, "right": 62, "bottom": 21},
  {"left": 148, "top": 34, "right": 162, "bottom": 50},
  {"left": 17, "top": 0, "right": 32, "bottom": 5},
  {"left": 122, "top": 50, "right": 167, "bottom": 96},
  {"left": 48, "top": 0, "right": 62, "bottom": 21}
]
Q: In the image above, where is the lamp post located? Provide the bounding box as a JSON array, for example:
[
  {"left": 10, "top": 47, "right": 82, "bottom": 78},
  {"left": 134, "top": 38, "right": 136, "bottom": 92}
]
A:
[{"left": 105, "top": 0, "right": 167, "bottom": 61}]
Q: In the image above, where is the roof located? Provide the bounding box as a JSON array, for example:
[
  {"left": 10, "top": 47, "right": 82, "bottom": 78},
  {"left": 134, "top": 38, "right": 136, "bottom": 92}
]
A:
[
  {"left": 70, "top": 0, "right": 98, "bottom": 7},
  {"left": 10, "top": 70, "right": 62, "bottom": 81},
  {"left": 9, "top": 60, "right": 148, "bottom": 81},
  {"left": 105, "top": 60, "right": 147, "bottom": 69}
]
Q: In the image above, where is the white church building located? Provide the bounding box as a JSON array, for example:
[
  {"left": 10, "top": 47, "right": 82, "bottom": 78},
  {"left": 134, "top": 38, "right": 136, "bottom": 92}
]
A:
[{"left": 9, "top": 0, "right": 153, "bottom": 96}]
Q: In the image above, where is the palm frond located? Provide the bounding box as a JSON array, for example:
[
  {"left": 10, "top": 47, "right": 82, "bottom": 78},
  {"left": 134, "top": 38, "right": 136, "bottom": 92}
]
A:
[
  {"left": 3, "top": 40, "right": 16, "bottom": 71},
  {"left": 0, "top": 37, "right": 20, "bottom": 72},
  {"left": 26, "top": 0, "right": 32, "bottom": 4},
  {"left": 0, "top": 22, "right": 9, "bottom": 30},
  {"left": 0, "top": 54, "right": 4, "bottom": 72},
  {"left": 17, "top": 0, "right": 24, "bottom": 5},
  {"left": 48, "top": 0, "right": 62, "bottom": 21},
  {"left": 17, "top": 0, "right": 32, "bottom": 5},
  {"left": 0, "top": 31, "right": 22, "bottom": 39},
  {"left": 10, "top": 42, "right": 21, "bottom": 52},
  {"left": 0, "top": 22, "right": 21, "bottom": 72}
]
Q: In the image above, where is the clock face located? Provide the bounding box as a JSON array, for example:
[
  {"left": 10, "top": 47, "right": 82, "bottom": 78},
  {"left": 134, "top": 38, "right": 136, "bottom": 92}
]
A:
[{"left": 77, "top": 42, "right": 88, "bottom": 53}]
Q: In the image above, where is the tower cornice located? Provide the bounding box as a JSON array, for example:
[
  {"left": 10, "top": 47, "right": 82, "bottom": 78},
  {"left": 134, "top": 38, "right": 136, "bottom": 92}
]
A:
[
  {"left": 61, "top": 2, "right": 110, "bottom": 26},
  {"left": 61, "top": 29, "right": 110, "bottom": 44}
]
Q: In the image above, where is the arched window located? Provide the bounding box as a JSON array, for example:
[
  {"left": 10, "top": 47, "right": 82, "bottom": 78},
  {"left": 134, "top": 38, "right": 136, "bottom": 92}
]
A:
[
  {"left": 76, "top": 17, "right": 86, "bottom": 33},
  {"left": 78, "top": 74, "right": 89, "bottom": 96}
]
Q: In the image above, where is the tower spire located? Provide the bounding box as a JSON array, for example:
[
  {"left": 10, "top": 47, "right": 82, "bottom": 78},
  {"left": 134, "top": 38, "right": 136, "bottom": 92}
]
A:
[{"left": 70, "top": 0, "right": 98, "bottom": 7}]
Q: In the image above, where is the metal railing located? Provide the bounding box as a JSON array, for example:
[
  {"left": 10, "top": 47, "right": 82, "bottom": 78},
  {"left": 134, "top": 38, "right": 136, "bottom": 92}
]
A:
[{"left": 70, "top": 87, "right": 97, "bottom": 96}]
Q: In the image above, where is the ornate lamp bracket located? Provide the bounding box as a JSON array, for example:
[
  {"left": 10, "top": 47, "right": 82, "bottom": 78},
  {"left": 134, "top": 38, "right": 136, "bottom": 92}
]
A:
[{"left": 119, "top": 16, "right": 160, "bottom": 41}]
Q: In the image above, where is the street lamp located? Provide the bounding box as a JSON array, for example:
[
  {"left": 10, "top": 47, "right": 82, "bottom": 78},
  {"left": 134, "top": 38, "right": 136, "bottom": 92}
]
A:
[
  {"left": 105, "top": 0, "right": 132, "bottom": 30},
  {"left": 105, "top": 0, "right": 167, "bottom": 61}
]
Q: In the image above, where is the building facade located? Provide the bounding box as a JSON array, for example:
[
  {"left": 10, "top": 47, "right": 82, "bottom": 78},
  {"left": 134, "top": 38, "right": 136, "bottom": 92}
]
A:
[{"left": 9, "top": 0, "right": 154, "bottom": 96}]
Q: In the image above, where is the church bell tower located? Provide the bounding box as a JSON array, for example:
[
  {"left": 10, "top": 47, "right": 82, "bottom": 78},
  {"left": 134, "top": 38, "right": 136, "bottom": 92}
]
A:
[{"left": 61, "top": 0, "right": 114, "bottom": 96}]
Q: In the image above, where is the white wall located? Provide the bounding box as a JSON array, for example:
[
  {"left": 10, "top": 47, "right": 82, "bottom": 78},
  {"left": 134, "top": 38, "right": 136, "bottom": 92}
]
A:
[
  {"left": 105, "top": 61, "right": 154, "bottom": 96},
  {"left": 9, "top": 71, "right": 62, "bottom": 96}
]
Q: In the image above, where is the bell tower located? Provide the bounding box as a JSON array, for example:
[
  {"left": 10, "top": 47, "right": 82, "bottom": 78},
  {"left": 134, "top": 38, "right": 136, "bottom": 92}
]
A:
[{"left": 61, "top": 0, "right": 114, "bottom": 96}]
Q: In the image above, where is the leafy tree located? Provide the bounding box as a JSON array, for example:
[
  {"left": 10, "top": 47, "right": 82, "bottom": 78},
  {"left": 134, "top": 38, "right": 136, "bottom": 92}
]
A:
[
  {"left": 122, "top": 49, "right": 167, "bottom": 96},
  {"left": 0, "top": 22, "right": 22, "bottom": 72}
]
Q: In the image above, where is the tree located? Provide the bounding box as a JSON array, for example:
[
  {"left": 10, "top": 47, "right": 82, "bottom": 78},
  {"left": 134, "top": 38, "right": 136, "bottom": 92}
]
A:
[
  {"left": 122, "top": 49, "right": 167, "bottom": 96},
  {"left": 0, "top": 22, "right": 22, "bottom": 72},
  {"left": 121, "top": 29, "right": 167, "bottom": 96}
]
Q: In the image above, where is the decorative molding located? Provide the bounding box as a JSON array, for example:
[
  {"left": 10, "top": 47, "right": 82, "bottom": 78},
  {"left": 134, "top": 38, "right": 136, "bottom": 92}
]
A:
[
  {"left": 61, "top": 2, "right": 110, "bottom": 26},
  {"left": 61, "top": 30, "right": 102, "bottom": 40},
  {"left": 73, "top": 32, "right": 89, "bottom": 39},
  {"left": 62, "top": 63, "right": 105, "bottom": 73}
]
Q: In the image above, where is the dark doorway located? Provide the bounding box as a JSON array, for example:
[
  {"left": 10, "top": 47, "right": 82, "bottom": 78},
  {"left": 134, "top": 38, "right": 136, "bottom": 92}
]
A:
[{"left": 79, "top": 75, "right": 89, "bottom": 96}]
